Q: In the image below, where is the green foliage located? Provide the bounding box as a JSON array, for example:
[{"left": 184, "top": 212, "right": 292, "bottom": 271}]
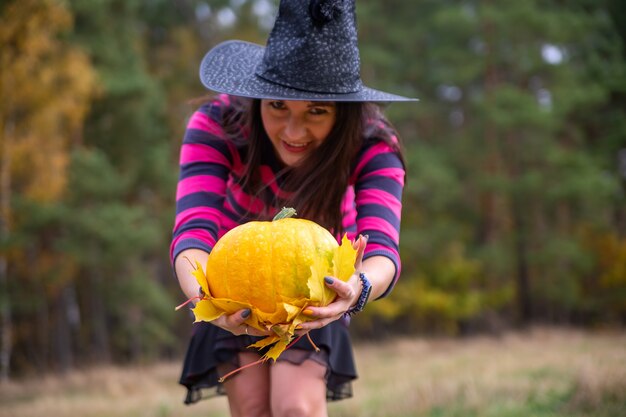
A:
[
  {"left": 356, "top": 0, "right": 626, "bottom": 333},
  {"left": 2, "top": 0, "right": 626, "bottom": 376},
  {"left": 1, "top": 0, "right": 189, "bottom": 374},
  {"left": 106, "top": 272, "right": 177, "bottom": 361}
]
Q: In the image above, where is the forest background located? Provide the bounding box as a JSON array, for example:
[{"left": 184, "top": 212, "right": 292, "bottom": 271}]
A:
[{"left": 0, "top": 0, "right": 625, "bottom": 381}]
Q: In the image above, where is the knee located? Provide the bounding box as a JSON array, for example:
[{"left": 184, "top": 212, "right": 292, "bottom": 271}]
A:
[{"left": 271, "top": 397, "right": 316, "bottom": 417}]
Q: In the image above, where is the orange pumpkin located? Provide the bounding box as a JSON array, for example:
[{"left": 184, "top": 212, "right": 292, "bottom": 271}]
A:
[{"left": 191, "top": 208, "right": 357, "bottom": 361}]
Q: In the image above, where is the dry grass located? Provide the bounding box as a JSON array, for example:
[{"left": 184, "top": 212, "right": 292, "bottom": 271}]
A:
[
  {"left": 1, "top": 327, "right": 624, "bottom": 417},
  {"left": 340, "top": 327, "right": 626, "bottom": 417}
]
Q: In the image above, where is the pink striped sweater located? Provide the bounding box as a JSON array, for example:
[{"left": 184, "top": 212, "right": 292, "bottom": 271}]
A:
[{"left": 171, "top": 95, "right": 405, "bottom": 297}]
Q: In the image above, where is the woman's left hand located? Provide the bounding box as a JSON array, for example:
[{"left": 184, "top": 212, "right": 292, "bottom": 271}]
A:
[{"left": 296, "top": 234, "right": 367, "bottom": 332}]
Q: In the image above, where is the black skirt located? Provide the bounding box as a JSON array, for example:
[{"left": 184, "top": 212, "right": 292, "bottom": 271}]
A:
[{"left": 179, "top": 317, "right": 357, "bottom": 404}]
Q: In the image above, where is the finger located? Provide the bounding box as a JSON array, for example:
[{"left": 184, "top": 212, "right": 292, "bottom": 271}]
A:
[
  {"left": 298, "top": 315, "right": 341, "bottom": 331},
  {"left": 301, "top": 275, "right": 359, "bottom": 320},
  {"left": 304, "top": 298, "right": 353, "bottom": 321},
  {"left": 224, "top": 308, "right": 251, "bottom": 329},
  {"left": 352, "top": 233, "right": 367, "bottom": 250},
  {"left": 324, "top": 276, "right": 357, "bottom": 300},
  {"left": 353, "top": 234, "right": 368, "bottom": 269}
]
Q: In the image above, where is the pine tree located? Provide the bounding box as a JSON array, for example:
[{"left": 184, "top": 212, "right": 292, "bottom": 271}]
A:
[{"left": 357, "top": 0, "right": 626, "bottom": 331}]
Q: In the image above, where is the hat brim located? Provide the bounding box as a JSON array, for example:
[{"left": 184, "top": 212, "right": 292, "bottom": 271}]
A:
[{"left": 199, "top": 41, "right": 418, "bottom": 102}]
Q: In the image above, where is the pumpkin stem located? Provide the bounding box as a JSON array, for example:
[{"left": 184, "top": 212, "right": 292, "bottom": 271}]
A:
[{"left": 273, "top": 207, "right": 297, "bottom": 221}]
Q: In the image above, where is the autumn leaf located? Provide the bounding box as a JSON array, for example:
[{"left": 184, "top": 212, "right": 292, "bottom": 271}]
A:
[
  {"left": 308, "top": 254, "right": 335, "bottom": 305},
  {"left": 249, "top": 335, "right": 281, "bottom": 349},
  {"left": 192, "top": 260, "right": 211, "bottom": 296},
  {"left": 255, "top": 305, "right": 289, "bottom": 329},
  {"left": 263, "top": 338, "right": 291, "bottom": 362},
  {"left": 192, "top": 299, "right": 224, "bottom": 323},
  {"left": 333, "top": 234, "right": 357, "bottom": 281},
  {"left": 283, "top": 302, "right": 304, "bottom": 322}
]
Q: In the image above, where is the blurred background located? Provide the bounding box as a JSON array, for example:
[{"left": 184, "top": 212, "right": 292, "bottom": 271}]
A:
[{"left": 0, "top": 0, "right": 625, "bottom": 402}]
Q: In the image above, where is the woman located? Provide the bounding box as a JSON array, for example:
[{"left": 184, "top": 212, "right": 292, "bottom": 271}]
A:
[{"left": 171, "top": 1, "right": 416, "bottom": 416}]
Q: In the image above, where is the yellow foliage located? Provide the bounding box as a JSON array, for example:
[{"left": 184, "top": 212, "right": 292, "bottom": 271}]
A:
[
  {"left": 0, "top": 0, "right": 97, "bottom": 203},
  {"left": 596, "top": 234, "right": 626, "bottom": 288},
  {"left": 190, "top": 210, "right": 357, "bottom": 361}
]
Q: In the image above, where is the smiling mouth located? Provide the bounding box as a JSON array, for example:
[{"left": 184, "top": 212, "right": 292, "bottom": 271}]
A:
[
  {"left": 282, "top": 140, "right": 311, "bottom": 152},
  {"left": 284, "top": 140, "right": 309, "bottom": 147}
]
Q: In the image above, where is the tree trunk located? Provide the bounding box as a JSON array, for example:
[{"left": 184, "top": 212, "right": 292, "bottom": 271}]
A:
[
  {"left": 0, "top": 117, "right": 14, "bottom": 383},
  {"left": 0, "top": 259, "right": 11, "bottom": 383},
  {"left": 90, "top": 268, "right": 111, "bottom": 363},
  {"left": 617, "top": 148, "right": 626, "bottom": 236},
  {"left": 54, "top": 286, "right": 78, "bottom": 373},
  {"left": 478, "top": 2, "right": 503, "bottom": 246},
  {"left": 512, "top": 202, "right": 532, "bottom": 322}
]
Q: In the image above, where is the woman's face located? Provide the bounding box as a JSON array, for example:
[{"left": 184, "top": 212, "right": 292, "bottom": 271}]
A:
[{"left": 260, "top": 99, "right": 336, "bottom": 167}]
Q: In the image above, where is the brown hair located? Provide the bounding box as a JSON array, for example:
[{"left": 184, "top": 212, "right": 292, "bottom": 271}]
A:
[{"left": 222, "top": 96, "right": 403, "bottom": 234}]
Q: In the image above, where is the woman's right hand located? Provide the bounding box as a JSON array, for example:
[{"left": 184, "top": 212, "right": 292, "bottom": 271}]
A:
[{"left": 211, "top": 309, "right": 270, "bottom": 337}]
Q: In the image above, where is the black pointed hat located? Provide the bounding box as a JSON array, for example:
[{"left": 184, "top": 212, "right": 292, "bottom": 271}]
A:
[{"left": 199, "top": 0, "right": 417, "bottom": 102}]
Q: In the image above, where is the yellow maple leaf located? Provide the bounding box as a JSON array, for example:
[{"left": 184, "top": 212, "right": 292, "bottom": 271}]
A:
[
  {"left": 333, "top": 234, "right": 357, "bottom": 281},
  {"left": 192, "top": 260, "right": 211, "bottom": 296},
  {"left": 249, "top": 335, "right": 281, "bottom": 349},
  {"left": 307, "top": 255, "right": 335, "bottom": 306},
  {"left": 192, "top": 299, "right": 224, "bottom": 323},
  {"left": 263, "top": 338, "right": 291, "bottom": 362},
  {"left": 283, "top": 302, "right": 304, "bottom": 322}
]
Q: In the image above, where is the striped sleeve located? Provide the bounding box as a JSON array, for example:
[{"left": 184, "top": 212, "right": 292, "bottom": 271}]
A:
[
  {"left": 170, "top": 97, "right": 238, "bottom": 265},
  {"left": 353, "top": 138, "right": 405, "bottom": 298}
]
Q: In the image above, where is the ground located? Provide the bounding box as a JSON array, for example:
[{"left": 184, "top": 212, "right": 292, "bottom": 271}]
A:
[{"left": 1, "top": 327, "right": 624, "bottom": 417}]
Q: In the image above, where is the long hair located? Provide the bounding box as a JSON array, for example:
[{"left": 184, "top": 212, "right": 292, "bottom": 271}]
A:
[{"left": 223, "top": 96, "right": 403, "bottom": 234}]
